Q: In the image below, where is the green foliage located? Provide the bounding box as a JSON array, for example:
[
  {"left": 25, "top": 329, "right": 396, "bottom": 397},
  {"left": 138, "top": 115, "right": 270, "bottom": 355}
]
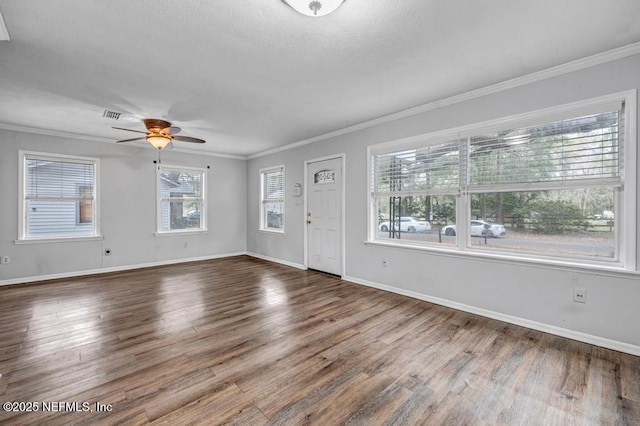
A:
[
  {"left": 431, "top": 196, "right": 456, "bottom": 224},
  {"left": 526, "top": 199, "right": 586, "bottom": 234}
]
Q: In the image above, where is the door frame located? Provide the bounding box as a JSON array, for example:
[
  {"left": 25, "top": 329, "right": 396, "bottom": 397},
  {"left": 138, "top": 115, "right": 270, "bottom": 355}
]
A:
[{"left": 303, "top": 153, "right": 346, "bottom": 277}]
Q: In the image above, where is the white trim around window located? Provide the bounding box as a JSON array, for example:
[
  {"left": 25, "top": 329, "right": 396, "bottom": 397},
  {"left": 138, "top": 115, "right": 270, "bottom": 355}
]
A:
[
  {"left": 260, "top": 165, "right": 285, "bottom": 233},
  {"left": 156, "top": 164, "right": 207, "bottom": 234},
  {"left": 17, "top": 150, "right": 101, "bottom": 242},
  {"left": 367, "top": 91, "right": 637, "bottom": 272}
]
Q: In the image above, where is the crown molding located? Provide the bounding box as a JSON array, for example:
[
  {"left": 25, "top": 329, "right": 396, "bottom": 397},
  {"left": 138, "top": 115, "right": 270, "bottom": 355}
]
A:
[
  {"left": 0, "top": 122, "right": 246, "bottom": 160},
  {"left": 0, "top": 122, "right": 113, "bottom": 143},
  {"left": 248, "top": 41, "right": 640, "bottom": 159}
]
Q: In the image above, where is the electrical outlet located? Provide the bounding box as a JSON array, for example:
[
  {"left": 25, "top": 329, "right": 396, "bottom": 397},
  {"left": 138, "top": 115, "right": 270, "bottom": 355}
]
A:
[
  {"left": 1, "top": 256, "right": 10, "bottom": 264},
  {"left": 573, "top": 286, "right": 587, "bottom": 303}
]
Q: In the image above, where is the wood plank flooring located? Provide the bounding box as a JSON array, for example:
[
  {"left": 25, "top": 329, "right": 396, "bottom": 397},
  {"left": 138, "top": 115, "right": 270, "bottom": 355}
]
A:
[{"left": 0, "top": 255, "right": 638, "bottom": 425}]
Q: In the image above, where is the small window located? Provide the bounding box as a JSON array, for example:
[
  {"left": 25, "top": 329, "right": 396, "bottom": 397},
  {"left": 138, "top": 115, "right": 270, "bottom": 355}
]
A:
[
  {"left": 20, "top": 151, "right": 99, "bottom": 240},
  {"left": 157, "top": 165, "right": 206, "bottom": 233},
  {"left": 314, "top": 169, "right": 335, "bottom": 184},
  {"left": 261, "top": 166, "right": 285, "bottom": 231}
]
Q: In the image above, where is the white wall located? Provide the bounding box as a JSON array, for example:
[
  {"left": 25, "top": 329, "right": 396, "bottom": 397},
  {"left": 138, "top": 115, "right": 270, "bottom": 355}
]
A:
[
  {"left": 247, "top": 53, "right": 640, "bottom": 354},
  {"left": 0, "top": 130, "right": 247, "bottom": 283}
]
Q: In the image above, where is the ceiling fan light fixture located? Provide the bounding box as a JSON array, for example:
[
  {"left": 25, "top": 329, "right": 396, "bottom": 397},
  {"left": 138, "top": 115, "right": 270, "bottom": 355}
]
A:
[
  {"left": 147, "top": 135, "right": 171, "bottom": 149},
  {"left": 282, "top": 0, "right": 346, "bottom": 17}
]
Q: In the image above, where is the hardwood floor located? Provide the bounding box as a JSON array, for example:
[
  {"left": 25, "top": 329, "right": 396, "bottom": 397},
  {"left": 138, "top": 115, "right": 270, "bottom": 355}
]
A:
[{"left": 0, "top": 255, "right": 638, "bottom": 425}]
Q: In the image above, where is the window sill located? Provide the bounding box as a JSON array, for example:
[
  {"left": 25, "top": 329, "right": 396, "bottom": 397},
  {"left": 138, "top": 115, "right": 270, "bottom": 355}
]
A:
[
  {"left": 259, "top": 229, "right": 286, "bottom": 235},
  {"left": 365, "top": 239, "right": 639, "bottom": 278},
  {"left": 15, "top": 235, "right": 104, "bottom": 245},
  {"left": 155, "top": 230, "right": 208, "bottom": 236}
]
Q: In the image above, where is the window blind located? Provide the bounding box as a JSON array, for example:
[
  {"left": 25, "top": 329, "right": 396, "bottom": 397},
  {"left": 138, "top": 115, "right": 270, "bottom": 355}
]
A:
[
  {"left": 23, "top": 154, "right": 97, "bottom": 238},
  {"left": 264, "top": 168, "right": 284, "bottom": 201},
  {"left": 372, "top": 141, "right": 462, "bottom": 197},
  {"left": 26, "top": 158, "right": 95, "bottom": 201},
  {"left": 469, "top": 109, "right": 622, "bottom": 191}
]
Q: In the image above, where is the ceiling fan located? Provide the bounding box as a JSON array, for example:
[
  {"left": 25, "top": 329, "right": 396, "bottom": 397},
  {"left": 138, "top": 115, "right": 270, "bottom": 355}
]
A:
[{"left": 113, "top": 118, "right": 206, "bottom": 150}]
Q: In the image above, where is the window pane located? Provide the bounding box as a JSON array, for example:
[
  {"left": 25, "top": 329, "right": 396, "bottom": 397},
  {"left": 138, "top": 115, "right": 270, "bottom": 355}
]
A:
[
  {"left": 160, "top": 169, "right": 202, "bottom": 199},
  {"left": 27, "top": 199, "right": 94, "bottom": 237},
  {"left": 469, "top": 190, "right": 615, "bottom": 259},
  {"left": 375, "top": 195, "right": 456, "bottom": 245},
  {"left": 261, "top": 167, "right": 285, "bottom": 231},
  {"left": 158, "top": 167, "right": 205, "bottom": 232},
  {"left": 23, "top": 155, "right": 96, "bottom": 238},
  {"left": 183, "top": 206, "right": 202, "bottom": 229},
  {"left": 265, "top": 201, "right": 284, "bottom": 230},
  {"left": 160, "top": 200, "right": 204, "bottom": 231}
]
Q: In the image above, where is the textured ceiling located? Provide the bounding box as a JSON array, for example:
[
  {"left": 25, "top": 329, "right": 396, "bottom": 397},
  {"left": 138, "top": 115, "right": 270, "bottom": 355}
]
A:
[{"left": 0, "top": 0, "right": 639, "bottom": 157}]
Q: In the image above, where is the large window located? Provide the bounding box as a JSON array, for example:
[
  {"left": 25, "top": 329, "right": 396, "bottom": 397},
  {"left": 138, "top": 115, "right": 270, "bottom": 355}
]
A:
[
  {"left": 369, "top": 93, "right": 636, "bottom": 269},
  {"left": 20, "top": 151, "right": 99, "bottom": 240},
  {"left": 157, "top": 165, "right": 206, "bottom": 233},
  {"left": 260, "top": 166, "right": 285, "bottom": 231}
]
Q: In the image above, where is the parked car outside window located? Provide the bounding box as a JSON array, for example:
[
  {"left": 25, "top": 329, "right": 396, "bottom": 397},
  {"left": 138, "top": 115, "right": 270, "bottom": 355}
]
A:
[
  {"left": 441, "top": 220, "right": 506, "bottom": 237},
  {"left": 379, "top": 217, "right": 432, "bottom": 233}
]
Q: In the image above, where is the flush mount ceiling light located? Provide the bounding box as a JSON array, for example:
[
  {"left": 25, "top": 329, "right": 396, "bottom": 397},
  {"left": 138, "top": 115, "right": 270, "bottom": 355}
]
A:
[{"left": 282, "top": 0, "right": 346, "bottom": 17}]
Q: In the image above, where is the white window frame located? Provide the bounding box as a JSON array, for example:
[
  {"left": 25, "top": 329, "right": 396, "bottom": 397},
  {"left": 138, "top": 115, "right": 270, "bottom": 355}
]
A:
[
  {"left": 156, "top": 164, "right": 207, "bottom": 234},
  {"left": 367, "top": 91, "right": 637, "bottom": 271},
  {"left": 17, "top": 150, "right": 101, "bottom": 242},
  {"left": 260, "top": 165, "right": 285, "bottom": 233}
]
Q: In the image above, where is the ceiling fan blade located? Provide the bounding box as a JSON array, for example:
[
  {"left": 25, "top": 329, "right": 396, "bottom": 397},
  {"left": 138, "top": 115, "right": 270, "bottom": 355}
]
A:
[
  {"left": 169, "top": 126, "right": 181, "bottom": 134},
  {"left": 116, "top": 137, "right": 147, "bottom": 143},
  {"left": 172, "top": 135, "right": 206, "bottom": 143},
  {"left": 164, "top": 141, "right": 175, "bottom": 150},
  {"left": 112, "top": 126, "right": 148, "bottom": 134}
]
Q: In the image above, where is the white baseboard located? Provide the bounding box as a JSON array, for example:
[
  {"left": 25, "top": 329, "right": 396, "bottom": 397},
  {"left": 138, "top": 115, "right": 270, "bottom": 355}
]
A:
[
  {"left": 0, "top": 252, "right": 246, "bottom": 286},
  {"left": 246, "top": 252, "right": 307, "bottom": 270},
  {"left": 342, "top": 274, "right": 640, "bottom": 357}
]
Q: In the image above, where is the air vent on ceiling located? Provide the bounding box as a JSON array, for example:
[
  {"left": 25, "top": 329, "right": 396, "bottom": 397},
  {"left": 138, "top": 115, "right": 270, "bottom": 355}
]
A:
[{"left": 102, "top": 109, "right": 122, "bottom": 120}]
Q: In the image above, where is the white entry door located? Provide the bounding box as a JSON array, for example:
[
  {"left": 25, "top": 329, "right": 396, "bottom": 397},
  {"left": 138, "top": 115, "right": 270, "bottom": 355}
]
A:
[{"left": 306, "top": 157, "right": 342, "bottom": 276}]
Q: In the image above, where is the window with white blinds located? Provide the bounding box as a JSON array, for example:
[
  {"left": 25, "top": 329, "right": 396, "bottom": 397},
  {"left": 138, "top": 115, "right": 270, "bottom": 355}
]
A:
[
  {"left": 261, "top": 166, "right": 285, "bottom": 231},
  {"left": 157, "top": 165, "right": 206, "bottom": 233},
  {"left": 468, "top": 111, "right": 621, "bottom": 191},
  {"left": 369, "top": 93, "right": 636, "bottom": 269},
  {"left": 20, "top": 152, "right": 99, "bottom": 239},
  {"left": 372, "top": 141, "right": 462, "bottom": 197}
]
